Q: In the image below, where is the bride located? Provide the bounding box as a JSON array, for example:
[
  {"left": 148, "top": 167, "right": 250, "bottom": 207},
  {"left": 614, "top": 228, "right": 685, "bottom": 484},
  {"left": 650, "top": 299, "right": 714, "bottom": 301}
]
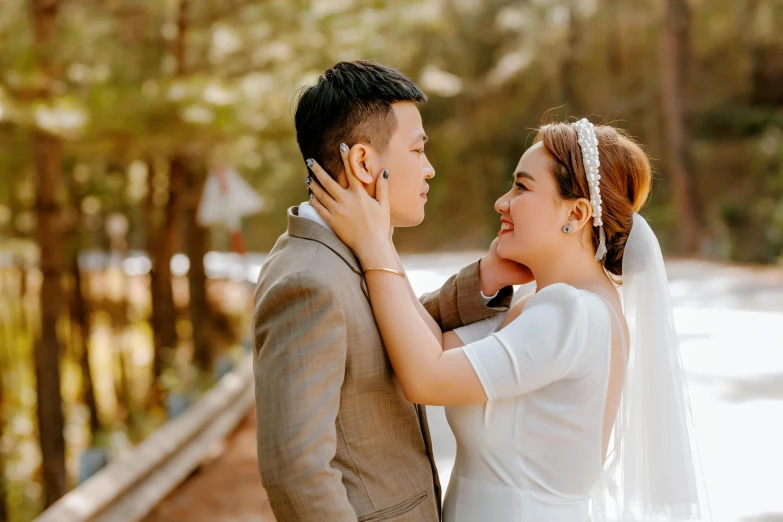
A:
[{"left": 306, "top": 118, "right": 709, "bottom": 521}]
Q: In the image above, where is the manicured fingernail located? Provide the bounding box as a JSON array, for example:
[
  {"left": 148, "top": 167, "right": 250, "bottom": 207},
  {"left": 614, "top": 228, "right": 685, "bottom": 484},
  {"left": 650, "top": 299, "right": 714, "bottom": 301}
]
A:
[
  {"left": 340, "top": 143, "right": 349, "bottom": 153},
  {"left": 306, "top": 177, "right": 311, "bottom": 185},
  {"left": 382, "top": 169, "right": 389, "bottom": 179},
  {"left": 306, "top": 159, "right": 314, "bottom": 167},
  {"left": 310, "top": 193, "right": 314, "bottom": 200}
]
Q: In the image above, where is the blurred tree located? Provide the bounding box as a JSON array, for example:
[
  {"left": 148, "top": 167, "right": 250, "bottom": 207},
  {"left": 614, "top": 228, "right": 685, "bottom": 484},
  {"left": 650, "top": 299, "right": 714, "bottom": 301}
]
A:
[
  {"left": 67, "top": 178, "right": 100, "bottom": 437},
  {"left": 660, "top": 0, "right": 703, "bottom": 253},
  {"left": 184, "top": 161, "right": 212, "bottom": 371},
  {"left": 604, "top": 0, "right": 628, "bottom": 77},
  {"left": 146, "top": 158, "right": 178, "bottom": 406},
  {"left": 71, "top": 258, "right": 101, "bottom": 436},
  {"left": 562, "top": 0, "right": 585, "bottom": 114},
  {"left": 0, "top": 371, "right": 6, "bottom": 522},
  {"left": 28, "top": 0, "right": 68, "bottom": 507}
]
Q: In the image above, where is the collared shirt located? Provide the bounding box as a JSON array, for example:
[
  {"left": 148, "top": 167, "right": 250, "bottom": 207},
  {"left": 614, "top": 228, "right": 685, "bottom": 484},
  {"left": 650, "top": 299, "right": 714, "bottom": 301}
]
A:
[{"left": 298, "top": 201, "right": 333, "bottom": 233}]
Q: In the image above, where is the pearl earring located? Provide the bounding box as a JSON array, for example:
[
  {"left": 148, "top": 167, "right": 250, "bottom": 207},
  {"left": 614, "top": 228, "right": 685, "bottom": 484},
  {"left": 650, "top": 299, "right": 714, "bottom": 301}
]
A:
[{"left": 562, "top": 224, "right": 573, "bottom": 235}]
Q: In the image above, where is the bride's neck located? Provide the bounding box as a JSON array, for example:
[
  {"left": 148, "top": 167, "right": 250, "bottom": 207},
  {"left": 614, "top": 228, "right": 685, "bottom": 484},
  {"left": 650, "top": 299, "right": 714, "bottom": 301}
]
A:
[{"left": 529, "top": 248, "right": 606, "bottom": 292}]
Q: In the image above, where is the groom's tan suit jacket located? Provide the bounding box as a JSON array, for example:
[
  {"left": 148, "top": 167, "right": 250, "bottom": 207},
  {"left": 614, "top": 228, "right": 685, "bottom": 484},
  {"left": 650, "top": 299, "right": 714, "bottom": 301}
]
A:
[{"left": 253, "top": 207, "right": 511, "bottom": 522}]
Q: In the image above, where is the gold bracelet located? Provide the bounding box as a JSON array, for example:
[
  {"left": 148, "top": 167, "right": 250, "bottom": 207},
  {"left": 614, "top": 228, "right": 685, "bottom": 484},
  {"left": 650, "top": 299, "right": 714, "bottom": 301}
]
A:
[{"left": 362, "top": 267, "right": 406, "bottom": 278}]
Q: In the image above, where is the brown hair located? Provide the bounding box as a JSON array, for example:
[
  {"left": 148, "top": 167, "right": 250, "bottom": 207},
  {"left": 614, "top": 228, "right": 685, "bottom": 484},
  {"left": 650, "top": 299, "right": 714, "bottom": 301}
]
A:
[{"left": 534, "top": 122, "right": 653, "bottom": 276}]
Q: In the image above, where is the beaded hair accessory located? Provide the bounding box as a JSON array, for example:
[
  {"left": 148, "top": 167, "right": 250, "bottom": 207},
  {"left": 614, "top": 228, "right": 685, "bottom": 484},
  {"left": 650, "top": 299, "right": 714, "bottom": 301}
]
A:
[{"left": 571, "top": 118, "right": 607, "bottom": 262}]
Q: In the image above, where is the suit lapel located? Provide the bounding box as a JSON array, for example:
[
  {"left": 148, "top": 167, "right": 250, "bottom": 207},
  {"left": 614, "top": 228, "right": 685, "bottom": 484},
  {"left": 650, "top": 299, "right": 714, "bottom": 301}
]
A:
[
  {"left": 287, "top": 206, "right": 370, "bottom": 301},
  {"left": 416, "top": 404, "right": 443, "bottom": 517}
]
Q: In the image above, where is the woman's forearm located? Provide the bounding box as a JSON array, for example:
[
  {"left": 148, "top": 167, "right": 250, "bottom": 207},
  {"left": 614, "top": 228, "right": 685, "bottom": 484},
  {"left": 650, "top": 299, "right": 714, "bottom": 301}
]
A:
[
  {"left": 411, "top": 288, "right": 444, "bottom": 348},
  {"left": 361, "top": 244, "right": 445, "bottom": 400},
  {"left": 390, "top": 248, "right": 443, "bottom": 347}
]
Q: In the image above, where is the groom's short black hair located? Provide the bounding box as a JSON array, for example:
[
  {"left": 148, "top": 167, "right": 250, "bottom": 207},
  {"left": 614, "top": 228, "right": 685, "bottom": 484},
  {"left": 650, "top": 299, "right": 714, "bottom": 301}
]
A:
[{"left": 295, "top": 60, "right": 427, "bottom": 179}]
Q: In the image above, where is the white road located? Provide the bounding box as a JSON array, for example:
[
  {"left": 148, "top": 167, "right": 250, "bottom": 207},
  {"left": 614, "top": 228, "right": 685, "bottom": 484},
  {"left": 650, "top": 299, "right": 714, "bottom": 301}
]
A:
[{"left": 398, "top": 253, "right": 783, "bottom": 522}]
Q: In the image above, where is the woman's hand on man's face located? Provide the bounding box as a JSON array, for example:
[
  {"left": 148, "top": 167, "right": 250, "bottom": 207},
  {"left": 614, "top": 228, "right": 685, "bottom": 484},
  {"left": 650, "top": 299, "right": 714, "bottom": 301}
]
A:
[{"left": 306, "top": 144, "right": 392, "bottom": 261}]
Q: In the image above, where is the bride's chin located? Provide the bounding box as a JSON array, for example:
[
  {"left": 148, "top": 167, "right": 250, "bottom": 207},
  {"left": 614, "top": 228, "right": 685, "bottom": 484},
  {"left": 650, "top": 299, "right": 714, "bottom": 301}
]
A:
[{"left": 497, "top": 240, "right": 524, "bottom": 264}]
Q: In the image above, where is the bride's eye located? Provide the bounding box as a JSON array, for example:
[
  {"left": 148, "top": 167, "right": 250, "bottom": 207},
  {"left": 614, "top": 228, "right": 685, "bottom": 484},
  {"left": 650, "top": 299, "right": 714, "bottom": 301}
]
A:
[{"left": 515, "top": 182, "right": 527, "bottom": 191}]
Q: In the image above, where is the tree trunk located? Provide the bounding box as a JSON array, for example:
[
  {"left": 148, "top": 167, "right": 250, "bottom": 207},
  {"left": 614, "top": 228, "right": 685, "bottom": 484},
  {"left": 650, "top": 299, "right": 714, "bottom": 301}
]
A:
[
  {"left": 30, "top": 0, "right": 68, "bottom": 504},
  {"left": 114, "top": 329, "right": 132, "bottom": 426},
  {"left": 68, "top": 180, "right": 101, "bottom": 437},
  {"left": 660, "top": 0, "right": 702, "bottom": 253},
  {"left": 185, "top": 166, "right": 211, "bottom": 372},
  {"left": 147, "top": 0, "right": 191, "bottom": 398},
  {"left": 146, "top": 160, "right": 177, "bottom": 405},
  {"left": 561, "top": 1, "right": 582, "bottom": 114},
  {"left": 605, "top": 0, "right": 626, "bottom": 77},
  {"left": 0, "top": 371, "right": 8, "bottom": 522},
  {"left": 174, "top": 0, "right": 189, "bottom": 77},
  {"left": 32, "top": 129, "right": 68, "bottom": 507},
  {"left": 72, "top": 260, "right": 100, "bottom": 435}
]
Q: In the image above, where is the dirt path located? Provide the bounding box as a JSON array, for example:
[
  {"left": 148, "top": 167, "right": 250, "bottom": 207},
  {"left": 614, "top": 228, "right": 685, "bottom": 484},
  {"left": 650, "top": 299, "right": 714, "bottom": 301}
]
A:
[{"left": 143, "top": 409, "right": 274, "bottom": 522}]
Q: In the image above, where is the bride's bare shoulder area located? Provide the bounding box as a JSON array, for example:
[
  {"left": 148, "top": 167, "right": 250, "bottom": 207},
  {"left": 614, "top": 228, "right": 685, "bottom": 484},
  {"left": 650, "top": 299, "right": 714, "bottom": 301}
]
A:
[{"left": 498, "top": 290, "right": 536, "bottom": 331}]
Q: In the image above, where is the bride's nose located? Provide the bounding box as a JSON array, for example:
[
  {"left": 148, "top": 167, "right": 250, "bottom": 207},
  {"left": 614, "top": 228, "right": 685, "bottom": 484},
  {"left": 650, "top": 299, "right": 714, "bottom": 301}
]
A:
[{"left": 495, "top": 195, "right": 510, "bottom": 214}]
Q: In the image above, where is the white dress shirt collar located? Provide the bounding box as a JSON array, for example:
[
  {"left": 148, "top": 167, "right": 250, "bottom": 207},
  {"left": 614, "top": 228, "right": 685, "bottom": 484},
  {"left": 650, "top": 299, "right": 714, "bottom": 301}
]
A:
[{"left": 298, "top": 201, "right": 334, "bottom": 233}]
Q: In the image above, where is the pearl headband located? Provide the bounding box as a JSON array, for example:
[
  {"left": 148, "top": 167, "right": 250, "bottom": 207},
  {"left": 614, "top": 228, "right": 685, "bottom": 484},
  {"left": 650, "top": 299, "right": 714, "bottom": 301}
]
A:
[{"left": 571, "top": 118, "right": 607, "bottom": 262}]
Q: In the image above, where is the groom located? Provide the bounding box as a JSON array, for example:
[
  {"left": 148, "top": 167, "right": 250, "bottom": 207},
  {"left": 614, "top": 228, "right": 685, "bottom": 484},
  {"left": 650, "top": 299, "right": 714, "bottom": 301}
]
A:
[{"left": 253, "top": 61, "right": 527, "bottom": 521}]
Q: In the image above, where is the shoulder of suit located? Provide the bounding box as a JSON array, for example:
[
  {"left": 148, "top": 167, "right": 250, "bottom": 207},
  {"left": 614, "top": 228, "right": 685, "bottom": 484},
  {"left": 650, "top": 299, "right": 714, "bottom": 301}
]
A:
[{"left": 260, "top": 238, "right": 356, "bottom": 290}]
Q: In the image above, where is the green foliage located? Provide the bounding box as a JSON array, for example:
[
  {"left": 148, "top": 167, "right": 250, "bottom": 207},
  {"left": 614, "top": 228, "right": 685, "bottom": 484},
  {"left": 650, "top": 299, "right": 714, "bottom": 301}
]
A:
[{"left": 1, "top": 0, "right": 782, "bottom": 260}]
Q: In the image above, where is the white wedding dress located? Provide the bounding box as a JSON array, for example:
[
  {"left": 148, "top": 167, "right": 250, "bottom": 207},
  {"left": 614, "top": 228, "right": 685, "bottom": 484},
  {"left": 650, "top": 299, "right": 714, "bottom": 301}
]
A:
[{"left": 444, "top": 282, "right": 625, "bottom": 522}]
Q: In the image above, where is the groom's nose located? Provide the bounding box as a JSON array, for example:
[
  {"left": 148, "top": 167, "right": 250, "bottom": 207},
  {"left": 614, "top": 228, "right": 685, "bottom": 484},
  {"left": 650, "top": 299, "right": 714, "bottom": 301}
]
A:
[{"left": 423, "top": 156, "right": 435, "bottom": 179}]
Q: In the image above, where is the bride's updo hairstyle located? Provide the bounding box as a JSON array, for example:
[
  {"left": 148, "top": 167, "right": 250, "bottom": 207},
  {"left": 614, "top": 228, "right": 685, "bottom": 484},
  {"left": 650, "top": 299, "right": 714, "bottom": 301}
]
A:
[{"left": 534, "top": 122, "right": 653, "bottom": 276}]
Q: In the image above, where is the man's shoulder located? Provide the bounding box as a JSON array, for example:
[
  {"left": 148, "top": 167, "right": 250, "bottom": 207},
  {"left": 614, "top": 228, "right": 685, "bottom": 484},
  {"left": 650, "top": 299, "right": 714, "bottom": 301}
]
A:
[
  {"left": 252, "top": 237, "right": 361, "bottom": 330},
  {"left": 258, "top": 235, "right": 357, "bottom": 293}
]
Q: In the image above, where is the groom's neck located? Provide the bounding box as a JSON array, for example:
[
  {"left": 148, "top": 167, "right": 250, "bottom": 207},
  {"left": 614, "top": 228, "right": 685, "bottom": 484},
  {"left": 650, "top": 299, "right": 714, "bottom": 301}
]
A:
[{"left": 335, "top": 172, "right": 350, "bottom": 190}]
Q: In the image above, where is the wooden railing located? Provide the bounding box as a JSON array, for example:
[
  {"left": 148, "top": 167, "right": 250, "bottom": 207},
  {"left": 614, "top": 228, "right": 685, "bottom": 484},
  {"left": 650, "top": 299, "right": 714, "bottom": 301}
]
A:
[{"left": 34, "top": 352, "right": 255, "bottom": 522}]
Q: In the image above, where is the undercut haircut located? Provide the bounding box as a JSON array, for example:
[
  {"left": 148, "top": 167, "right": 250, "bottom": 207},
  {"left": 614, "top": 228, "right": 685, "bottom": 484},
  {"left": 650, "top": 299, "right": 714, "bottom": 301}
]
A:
[{"left": 294, "top": 60, "right": 427, "bottom": 179}]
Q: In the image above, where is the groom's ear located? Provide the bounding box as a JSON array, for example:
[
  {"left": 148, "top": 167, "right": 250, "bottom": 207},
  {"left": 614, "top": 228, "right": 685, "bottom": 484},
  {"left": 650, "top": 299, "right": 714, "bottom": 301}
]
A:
[{"left": 348, "top": 144, "right": 377, "bottom": 186}]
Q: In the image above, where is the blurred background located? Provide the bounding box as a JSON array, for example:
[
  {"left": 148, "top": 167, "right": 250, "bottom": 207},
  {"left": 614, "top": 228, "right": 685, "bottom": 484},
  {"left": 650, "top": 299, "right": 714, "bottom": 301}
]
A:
[{"left": 1, "top": 0, "right": 782, "bottom": 521}]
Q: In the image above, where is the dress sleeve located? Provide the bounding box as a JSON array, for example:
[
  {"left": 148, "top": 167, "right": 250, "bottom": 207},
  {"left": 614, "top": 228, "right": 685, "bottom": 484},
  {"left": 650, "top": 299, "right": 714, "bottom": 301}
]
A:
[
  {"left": 452, "top": 287, "right": 533, "bottom": 345},
  {"left": 452, "top": 314, "right": 506, "bottom": 345},
  {"left": 460, "top": 283, "right": 588, "bottom": 400}
]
